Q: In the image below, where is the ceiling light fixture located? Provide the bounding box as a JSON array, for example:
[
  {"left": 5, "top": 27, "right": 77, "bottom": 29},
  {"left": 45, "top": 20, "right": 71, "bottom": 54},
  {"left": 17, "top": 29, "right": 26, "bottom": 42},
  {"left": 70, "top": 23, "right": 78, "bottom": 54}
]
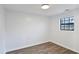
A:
[{"left": 41, "top": 4, "right": 50, "bottom": 9}]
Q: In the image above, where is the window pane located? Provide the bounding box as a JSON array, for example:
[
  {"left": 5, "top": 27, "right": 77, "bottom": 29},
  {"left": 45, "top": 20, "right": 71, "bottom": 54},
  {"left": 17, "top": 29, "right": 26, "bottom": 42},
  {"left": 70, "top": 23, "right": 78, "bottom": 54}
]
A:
[
  {"left": 65, "top": 25, "right": 70, "bottom": 29},
  {"left": 65, "top": 20, "right": 69, "bottom": 23},
  {"left": 61, "top": 25, "right": 65, "bottom": 30},
  {"left": 70, "top": 24, "right": 74, "bottom": 29}
]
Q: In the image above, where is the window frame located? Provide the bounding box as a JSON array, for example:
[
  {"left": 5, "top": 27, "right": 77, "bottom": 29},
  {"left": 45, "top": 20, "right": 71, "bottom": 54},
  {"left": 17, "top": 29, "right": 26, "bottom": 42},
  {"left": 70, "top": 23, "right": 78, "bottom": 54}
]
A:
[{"left": 60, "top": 16, "right": 74, "bottom": 31}]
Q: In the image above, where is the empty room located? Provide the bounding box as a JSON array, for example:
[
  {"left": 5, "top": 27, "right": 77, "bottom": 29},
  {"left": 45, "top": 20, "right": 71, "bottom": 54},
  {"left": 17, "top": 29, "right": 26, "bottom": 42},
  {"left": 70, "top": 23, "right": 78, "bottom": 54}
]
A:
[{"left": 0, "top": 4, "right": 79, "bottom": 54}]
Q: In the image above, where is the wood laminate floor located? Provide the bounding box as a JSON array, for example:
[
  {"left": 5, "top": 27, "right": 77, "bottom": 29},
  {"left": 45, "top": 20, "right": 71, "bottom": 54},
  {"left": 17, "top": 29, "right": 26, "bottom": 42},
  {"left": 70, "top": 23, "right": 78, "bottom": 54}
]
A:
[{"left": 6, "top": 42, "right": 77, "bottom": 54}]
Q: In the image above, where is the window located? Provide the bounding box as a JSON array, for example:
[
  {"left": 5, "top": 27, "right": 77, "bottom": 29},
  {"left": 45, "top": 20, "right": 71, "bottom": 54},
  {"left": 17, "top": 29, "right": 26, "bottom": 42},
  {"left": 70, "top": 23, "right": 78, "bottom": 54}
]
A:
[{"left": 60, "top": 16, "right": 74, "bottom": 31}]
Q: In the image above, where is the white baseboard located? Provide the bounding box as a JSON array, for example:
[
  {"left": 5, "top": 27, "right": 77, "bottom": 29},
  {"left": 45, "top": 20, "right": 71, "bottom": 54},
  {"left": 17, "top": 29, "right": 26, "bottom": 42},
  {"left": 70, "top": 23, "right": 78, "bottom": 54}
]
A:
[
  {"left": 50, "top": 40, "right": 79, "bottom": 53},
  {"left": 6, "top": 41, "right": 50, "bottom": 53},
  {"left": 6, "top": 40, "right": 79, "bottom": 53}
]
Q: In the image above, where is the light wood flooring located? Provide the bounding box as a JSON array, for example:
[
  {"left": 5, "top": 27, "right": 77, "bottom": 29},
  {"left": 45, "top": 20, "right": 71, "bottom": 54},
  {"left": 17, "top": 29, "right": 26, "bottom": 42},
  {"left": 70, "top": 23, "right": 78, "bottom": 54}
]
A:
[{"left": 6, "top": 42, "right": 77, "bottom": 54}]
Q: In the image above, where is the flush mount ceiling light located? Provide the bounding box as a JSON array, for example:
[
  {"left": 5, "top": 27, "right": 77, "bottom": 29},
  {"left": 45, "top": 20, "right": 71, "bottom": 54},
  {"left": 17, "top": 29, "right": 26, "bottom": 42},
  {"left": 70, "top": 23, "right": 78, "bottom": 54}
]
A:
[{"left": 41, "top": 4, "right": 50, "bottom": 9}]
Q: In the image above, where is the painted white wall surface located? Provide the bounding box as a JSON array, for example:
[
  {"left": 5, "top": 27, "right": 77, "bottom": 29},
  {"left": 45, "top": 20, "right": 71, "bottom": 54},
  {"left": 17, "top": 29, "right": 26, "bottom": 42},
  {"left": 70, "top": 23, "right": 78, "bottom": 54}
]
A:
[
  {"left": 5, "top": 10, "right": 49, "bottom": 52},
  {"left": 50, "top": 8, "right": 79, "bottom": 53},
  {"left": 0, "top": 5, "right": 6, "bottom": 54},
  {"left": 1, "top": 5, "right": 79, "bottom": 53},
  {"left": 5, "top": 8, "right": 79, "bottom": 53}
]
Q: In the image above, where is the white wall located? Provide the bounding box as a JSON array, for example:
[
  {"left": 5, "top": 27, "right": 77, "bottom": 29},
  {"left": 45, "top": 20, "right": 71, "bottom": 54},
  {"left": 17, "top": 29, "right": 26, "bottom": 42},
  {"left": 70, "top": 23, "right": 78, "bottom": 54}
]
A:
[
  {"left": 0, "top": 5, "right": 6, "bottom": 54},
  {"left": 3, "top": 6, "right": 79, "bottom": 53},
  {"left": 5, "top": 10, "right": 49, "bottom": 52},
  {"left": 50, "top": 8, "right": 79, "bottom": 53}
]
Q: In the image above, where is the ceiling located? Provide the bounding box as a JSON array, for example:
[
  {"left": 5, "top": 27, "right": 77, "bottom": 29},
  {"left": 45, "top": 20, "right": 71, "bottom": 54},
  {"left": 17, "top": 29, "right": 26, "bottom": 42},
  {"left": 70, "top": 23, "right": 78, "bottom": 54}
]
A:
[{"left": 4, "top": 4, "right": 79, "bottom": 16}]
